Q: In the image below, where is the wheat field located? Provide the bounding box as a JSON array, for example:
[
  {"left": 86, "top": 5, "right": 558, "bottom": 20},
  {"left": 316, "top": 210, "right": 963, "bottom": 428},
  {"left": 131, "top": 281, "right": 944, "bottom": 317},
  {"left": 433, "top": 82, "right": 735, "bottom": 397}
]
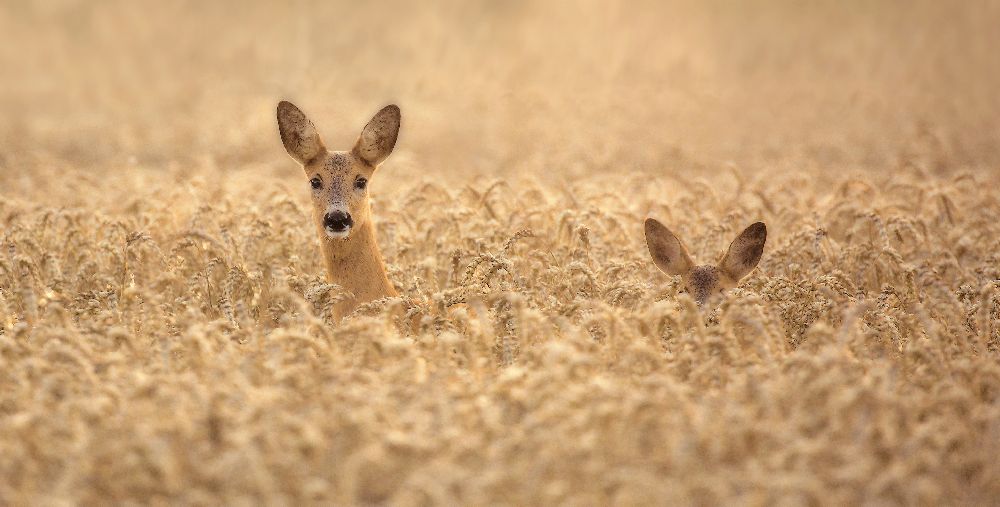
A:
[{"left": 2, "top": 1, "right": 1000, "bottom": 505}]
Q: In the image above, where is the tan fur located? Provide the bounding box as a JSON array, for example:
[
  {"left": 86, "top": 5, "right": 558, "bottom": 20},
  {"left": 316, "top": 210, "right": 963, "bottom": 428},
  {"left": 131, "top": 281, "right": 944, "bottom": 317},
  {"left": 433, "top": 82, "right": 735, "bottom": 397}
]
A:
[
  {"left": 277, "top": 101, "right": 401, "bottom": 320},
  {"left": 644, "top": 219, "right": 767, "bottom": 306}
]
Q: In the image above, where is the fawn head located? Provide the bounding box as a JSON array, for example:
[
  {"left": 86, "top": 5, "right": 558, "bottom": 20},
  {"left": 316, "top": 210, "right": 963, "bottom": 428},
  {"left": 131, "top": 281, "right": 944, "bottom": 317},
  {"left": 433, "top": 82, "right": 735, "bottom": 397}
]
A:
[
  {"left": 644, "top": 218, "right": 767, "bottom": 306},
  {"left": 277, "top": 101, "right": 400, "bottom": 240}
]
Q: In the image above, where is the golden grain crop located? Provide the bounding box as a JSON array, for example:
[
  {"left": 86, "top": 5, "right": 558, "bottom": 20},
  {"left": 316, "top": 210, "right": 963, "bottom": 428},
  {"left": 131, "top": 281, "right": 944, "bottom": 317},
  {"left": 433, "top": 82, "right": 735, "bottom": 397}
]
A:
[{"left": 2, "top": 1, "right": 1000, "bottom": 505}]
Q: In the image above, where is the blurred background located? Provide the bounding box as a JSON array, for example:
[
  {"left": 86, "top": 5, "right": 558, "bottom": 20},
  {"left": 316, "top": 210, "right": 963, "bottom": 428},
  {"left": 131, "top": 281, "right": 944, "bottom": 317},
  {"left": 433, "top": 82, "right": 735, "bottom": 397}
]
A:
[{"left": 1, "top": 0, "right": 998, "bottom": 198}]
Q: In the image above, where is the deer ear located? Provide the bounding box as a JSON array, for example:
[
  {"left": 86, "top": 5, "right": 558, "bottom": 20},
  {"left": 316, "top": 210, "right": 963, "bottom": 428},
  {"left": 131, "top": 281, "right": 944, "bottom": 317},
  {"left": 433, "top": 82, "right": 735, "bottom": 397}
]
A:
[
  {"left": 277, "top": 101, "right": 326, "bottom": 165},
  {"left": 353, "top": 105, "right": 400, "bottom": 166},
  {"left": 644, "top": 218, "right": 694, "bottom": 276},
  {"left": 720, "top": 222, "right": 767, "bottom": 281}
]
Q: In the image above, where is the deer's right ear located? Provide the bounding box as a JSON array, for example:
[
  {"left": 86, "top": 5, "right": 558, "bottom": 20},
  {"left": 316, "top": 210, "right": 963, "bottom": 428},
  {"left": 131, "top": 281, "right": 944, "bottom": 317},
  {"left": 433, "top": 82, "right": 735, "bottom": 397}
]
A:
[
  {"left": 644, "top": 218, "right": 694, "bottom": 276},
  {"left": 277, "top": 101, "right": 326, "bottom": 165}
]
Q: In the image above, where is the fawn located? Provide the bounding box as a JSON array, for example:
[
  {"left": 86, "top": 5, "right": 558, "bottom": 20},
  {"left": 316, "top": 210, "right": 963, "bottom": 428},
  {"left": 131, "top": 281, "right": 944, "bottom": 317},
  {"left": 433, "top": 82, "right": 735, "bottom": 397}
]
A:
[
  {"left": 644, "top": 218, "right": 767, "bottom": 306},
  {"left": 277, "top": 101, "right": 400, "bottom": 320}
]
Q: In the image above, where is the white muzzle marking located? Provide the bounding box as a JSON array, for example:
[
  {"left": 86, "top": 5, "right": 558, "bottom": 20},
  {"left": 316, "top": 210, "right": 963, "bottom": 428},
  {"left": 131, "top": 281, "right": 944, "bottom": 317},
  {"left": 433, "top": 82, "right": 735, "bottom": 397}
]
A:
[{"left": 324, "top": 204, "right": 351, "bottom": 239}]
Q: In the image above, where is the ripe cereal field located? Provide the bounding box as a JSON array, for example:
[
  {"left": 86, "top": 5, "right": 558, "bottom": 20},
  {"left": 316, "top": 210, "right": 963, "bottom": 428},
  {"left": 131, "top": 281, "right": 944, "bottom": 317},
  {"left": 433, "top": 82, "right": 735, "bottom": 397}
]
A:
[{"left": 2, "top": 1, "right": 1000, "bottom": 504}]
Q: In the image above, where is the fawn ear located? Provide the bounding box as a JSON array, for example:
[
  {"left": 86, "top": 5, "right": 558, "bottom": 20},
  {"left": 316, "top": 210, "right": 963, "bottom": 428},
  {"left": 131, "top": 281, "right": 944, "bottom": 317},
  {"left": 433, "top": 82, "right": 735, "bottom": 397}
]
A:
[
  {"left": 644, "top": 218, "right": 694, "bottom": 276},
  {"left": 277, "top": 101, "right": 326, "bottom": 165},
  {"left": 720, "top": 222, "right": 767, "bottom": 281},
  {"left": 353, "top": 104, "right": 400, "bottom": 166}
]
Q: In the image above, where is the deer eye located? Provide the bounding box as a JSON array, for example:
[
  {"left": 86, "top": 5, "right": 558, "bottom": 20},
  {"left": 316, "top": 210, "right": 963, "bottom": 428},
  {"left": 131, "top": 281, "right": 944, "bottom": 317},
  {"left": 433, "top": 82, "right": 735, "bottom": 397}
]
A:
[
  {"left": 355, "top": 177, "right": 367, "bottom": 191},
  {"left": 310, "top": 177, "right": 322, "bottom": 190}
]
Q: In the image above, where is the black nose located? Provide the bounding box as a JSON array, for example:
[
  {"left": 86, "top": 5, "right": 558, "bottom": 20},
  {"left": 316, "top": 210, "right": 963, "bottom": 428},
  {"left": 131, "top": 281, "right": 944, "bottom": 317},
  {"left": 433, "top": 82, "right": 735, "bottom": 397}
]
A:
[{"left": 323, "top": 211, "right": 353, "bottom": 231}]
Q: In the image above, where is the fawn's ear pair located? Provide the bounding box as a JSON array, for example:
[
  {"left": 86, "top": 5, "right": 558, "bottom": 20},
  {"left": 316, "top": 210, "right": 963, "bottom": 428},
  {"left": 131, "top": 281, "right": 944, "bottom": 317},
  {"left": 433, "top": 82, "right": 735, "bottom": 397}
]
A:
[{"left": 644, "top": 218, "right": 767, "bottom": 305}]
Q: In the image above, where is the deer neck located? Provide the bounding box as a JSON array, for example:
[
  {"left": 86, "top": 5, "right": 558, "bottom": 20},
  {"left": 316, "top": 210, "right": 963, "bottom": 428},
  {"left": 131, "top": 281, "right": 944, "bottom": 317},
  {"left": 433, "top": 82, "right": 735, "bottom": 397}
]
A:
[{"left": 319, "top": 217, "right": 397, "bottom": 313}]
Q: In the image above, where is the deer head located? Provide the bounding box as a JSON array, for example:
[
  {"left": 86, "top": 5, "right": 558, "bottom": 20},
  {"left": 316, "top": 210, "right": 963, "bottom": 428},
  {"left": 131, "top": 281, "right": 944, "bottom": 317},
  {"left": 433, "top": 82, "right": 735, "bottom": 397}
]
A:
[
  {"left": 644, "top": 218, "right": 767, "bottom": 306},
  {"left": 277, "top": 101, "right": 400, "bottom": 240}
]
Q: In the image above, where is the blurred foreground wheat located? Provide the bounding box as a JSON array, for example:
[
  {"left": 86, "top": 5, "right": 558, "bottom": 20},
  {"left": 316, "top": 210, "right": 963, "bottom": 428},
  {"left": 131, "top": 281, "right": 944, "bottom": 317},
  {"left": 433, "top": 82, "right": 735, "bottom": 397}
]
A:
[{"left": 3, "top": 163, "right": 1000, "bottom": 504}]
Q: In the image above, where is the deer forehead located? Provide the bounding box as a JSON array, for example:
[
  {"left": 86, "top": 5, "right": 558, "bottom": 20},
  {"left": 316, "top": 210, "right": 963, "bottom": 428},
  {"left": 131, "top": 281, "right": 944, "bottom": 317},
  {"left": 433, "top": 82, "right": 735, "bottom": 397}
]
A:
[
  {"left": 687, "top": 265, "right": 720, "bottom": 288},
  {"left": 685, "top": 265, "right": 721, "bottom": 302},
  {"left": 319, "top": 152, "right": 353, "bottom": 174}
]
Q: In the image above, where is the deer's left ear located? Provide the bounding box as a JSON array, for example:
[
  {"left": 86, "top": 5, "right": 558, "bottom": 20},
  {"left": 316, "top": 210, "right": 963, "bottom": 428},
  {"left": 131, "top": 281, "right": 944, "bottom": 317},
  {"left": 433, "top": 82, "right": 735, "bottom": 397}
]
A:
[
  {"left": 720, "top": 222, "right": 767, "bottom": 281},
  {"left": 353, "top": 104, "right": 401, "bottom": 166}
]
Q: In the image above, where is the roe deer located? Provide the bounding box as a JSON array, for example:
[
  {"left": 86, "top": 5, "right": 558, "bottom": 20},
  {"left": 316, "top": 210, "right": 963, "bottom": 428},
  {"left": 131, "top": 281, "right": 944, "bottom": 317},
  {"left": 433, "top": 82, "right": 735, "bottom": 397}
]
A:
[
  {"left": 277, "top": 101, "right": 401, "bottom": 320},
  {"left": 644, "top": 219, "right": 767, "bottom": 306}
]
